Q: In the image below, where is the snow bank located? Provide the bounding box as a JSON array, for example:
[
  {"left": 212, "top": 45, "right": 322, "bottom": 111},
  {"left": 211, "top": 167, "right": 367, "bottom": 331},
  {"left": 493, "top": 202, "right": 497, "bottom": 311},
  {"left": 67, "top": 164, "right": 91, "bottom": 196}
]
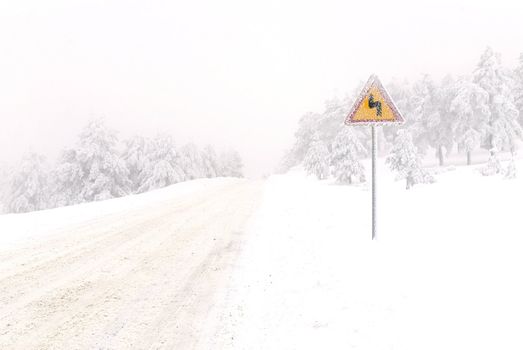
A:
[
  {"left": 219, "top": 160, "right": 523, "bottom": 349},
  {"left": 0, "top": 177, "right": 240, "bottom": 249}
]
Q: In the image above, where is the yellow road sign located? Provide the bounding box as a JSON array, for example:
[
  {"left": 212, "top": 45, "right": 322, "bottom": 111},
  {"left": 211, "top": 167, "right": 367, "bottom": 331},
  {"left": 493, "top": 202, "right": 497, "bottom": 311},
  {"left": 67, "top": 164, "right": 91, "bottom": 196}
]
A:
[{"left": 345, "top": 75, "right": 404, "bottom": 124}]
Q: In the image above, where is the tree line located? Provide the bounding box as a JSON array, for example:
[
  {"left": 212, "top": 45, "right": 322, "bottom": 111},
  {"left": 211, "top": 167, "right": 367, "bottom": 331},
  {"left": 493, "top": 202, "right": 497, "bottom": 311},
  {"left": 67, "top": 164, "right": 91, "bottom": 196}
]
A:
[
  {"left": 0, "top": 119, "right": 243, "bottom": 214},
  {"left": 280, "top": 47, "right": 523, "bottom": 188}
]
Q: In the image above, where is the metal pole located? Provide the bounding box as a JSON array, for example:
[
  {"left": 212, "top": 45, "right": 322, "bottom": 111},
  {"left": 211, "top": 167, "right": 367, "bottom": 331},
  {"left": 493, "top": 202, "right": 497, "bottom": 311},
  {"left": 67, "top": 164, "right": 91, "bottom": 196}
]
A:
[{"left": 372, "top": 125, "right": 377, "bottom": 240}]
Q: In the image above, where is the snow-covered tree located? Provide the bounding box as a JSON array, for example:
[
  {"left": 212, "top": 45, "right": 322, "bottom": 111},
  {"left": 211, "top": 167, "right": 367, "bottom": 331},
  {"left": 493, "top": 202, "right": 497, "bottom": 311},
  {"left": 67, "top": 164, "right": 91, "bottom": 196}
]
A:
[
  {"left": 303, "top": 134, "right": 330, "bottom": 180},
  {"left": 77, "top": 119, "right": 130, "bottom": 201},
  {"left": 384, "top": 78, "right": 413, "bottom": 145},
  {"left": 286, "top": 112, "right": 322, "bottom": 167},
  {"left": 490, "top": 95, "right": 522, "bottom": 155},
  {"left": 281, "top": 88, "right": 373, "bottom": 170},
  {"left": 330, "top": 127, "right": 366, "bottom": 184},
  {"left": 480, "top": 148, "right": 503, "bottom": 176},
  {"left": 219, "top": 150, "right": 243, "bottom": 177},
  {"left": 6, "top": 153, "right": 49, "bottom": 213},
  {"left": 449, "top": 76, "right": 490, "bottom": 165},
  {"left": 0, "top": 162, "right": 10, "bottom": 213},
  {"left": 407, "top": 75, "right": 442, "bottom": 158},
  {"left": 137, "top": 134, "right": 185, "bottom": 193},
  {"left": 284, "top": 96, "right": 353, "bottom": 169},
  {"left": 387, "top": 130, "right": 434, "bottom": 189},
  {"left": 53, "top": 119, "right": 130, "bottom": 205},
  {"left": 51, "top": 148, "right": 85, "bottom": 207},
  {"left": 431, "top": 75, "right": 456, "bottom": 166},
  {"left": 275, "top": 148, "right": 297, "bottom": 174},
  {"left": 474, "top": 47, "right": 522, "bottom": 174},
  {"left": 201, "top": 145, "right": 219, "bottom": 178},
  {"left": 505, "top": 156, "right": 517, "bottom": 179},
  {"left": 515, "top": 53, "right": 523, "bottom": 126},
  {"left": 122, "top": 135, "right": 150, "bottom": 192},
  {"left": 316, "top": 96, "right": 352, "bottom": 144},
  {"left": 180, "top": 143, "right": 205, "bottom": 180}
]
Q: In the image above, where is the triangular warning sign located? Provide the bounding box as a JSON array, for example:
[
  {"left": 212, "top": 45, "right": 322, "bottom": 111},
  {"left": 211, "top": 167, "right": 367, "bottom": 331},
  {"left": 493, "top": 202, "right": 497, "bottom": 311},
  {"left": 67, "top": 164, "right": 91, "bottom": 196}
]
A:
[{"left": 345, "top": 75, "right": 405, "bottom": 124}]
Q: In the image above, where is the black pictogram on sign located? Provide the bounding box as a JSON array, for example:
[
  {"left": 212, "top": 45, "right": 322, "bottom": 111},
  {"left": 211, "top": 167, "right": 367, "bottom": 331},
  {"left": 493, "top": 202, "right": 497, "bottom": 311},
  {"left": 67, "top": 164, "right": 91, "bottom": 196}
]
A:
[{"left": 368, "top": 94, "right": 382, "bottom": 117}]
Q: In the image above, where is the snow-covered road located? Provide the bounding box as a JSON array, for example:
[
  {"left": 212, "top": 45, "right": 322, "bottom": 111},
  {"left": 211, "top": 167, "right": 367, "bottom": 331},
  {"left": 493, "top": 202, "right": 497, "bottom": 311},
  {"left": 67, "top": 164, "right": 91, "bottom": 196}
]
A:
[{"left": 0, "top": 178, "right": 263, "bottom": 349}]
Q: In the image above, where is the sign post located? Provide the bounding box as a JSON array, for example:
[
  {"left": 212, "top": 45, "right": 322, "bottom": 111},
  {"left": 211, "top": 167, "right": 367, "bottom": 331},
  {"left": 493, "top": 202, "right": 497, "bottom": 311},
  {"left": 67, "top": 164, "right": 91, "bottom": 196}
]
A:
[
  {"left": 344, "top": 75, "right": 405, "bottom": 240},
  {"left": 371, "top": 125, "right": 377, "bottom": 240}
]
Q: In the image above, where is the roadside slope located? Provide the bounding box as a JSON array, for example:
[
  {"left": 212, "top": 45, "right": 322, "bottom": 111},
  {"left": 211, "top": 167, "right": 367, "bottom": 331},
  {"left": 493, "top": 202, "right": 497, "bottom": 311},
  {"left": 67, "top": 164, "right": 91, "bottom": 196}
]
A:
[{"left": 212, "top": 162, "right": 523, "bottom": 350}]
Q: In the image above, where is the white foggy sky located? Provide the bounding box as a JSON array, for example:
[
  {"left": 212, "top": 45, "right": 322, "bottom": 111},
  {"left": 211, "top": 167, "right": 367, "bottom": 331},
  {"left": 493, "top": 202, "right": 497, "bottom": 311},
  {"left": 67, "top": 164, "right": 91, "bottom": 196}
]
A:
[{"left": 0, "top": 0, "right": 522, "bottom": 177}]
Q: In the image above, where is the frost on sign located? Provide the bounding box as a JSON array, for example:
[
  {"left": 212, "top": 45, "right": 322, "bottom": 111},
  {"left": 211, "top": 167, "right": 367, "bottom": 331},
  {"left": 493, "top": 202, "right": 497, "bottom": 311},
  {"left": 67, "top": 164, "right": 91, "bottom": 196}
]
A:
[{"left": 345, "top": 75, "right": 405, "bottom": 124}]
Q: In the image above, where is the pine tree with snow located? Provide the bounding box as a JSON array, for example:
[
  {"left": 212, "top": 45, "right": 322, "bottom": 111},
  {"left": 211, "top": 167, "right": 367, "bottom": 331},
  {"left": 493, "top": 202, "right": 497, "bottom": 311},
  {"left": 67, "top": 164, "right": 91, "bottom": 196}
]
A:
[
  {"left": 51, "top": 148, "right": 85, "bottom": 207},
  {"left": 122, "top": 135, "right": 151, "bottom": 193},
  {"left": 286, "top": 112, "right": 322, "bottom": 167},
  {"left": 53, "top": 119, "right": 130, "bottom": 206},
  {"left": 77, "top": 119, "right": 130, "bottom": 201},
  {"left": 276, "top": 148, "right": 296, "bottom": 174},
  {"left": 137, "top": 134, "right": 185, "bottom": 193},
  {"left": 387, "top": 130, "right": 434, "bottom": 189},
  {"left": 504, "top": 156, "right": 517, "bottom": 179},
  {"left": 406, "top": 74, "right": 455, "bottom": 165},
  {"left": 407, "top": 75, "right": 441, "bottom": 158},
  {"left": 480, "top": 148, "right": 502, "bottom": 176},
  {"left": 0, "top": 162, "right": 10, "bottom": 213},
  {"left": 330, "top": 127, "right": 366, "bottom": 184},
  {"left": 180, "top": 143, "right": 205, "bottom": 180},
  {"left": 383, "top": 78, "right": 413, "bottom": 147},
  {"left": 473, "top": 47, "right": 522, "bottom": 175},
  {"left": 218, "top": 150, "right": 243, "bottom": 177},
  {"left": 449, "top": 76, "right": 490, "bottom": 165},
  {"left": 201, "top": 145, "right": 219, "bottom": 178},
  {"left": 316, "top": 96, "right": 351, "bottom": 144},
  {"left": 303, "top": 134, "right": 330, "bottom": 180},
  {"left": 515, "top": 53, "right": 523, "bottom": 127},
  {"left": 431, "top": 75, "right": 457, "bottom": 166},
  {"left": 6, "top": 153, "right": 49, "bottom": 213}
]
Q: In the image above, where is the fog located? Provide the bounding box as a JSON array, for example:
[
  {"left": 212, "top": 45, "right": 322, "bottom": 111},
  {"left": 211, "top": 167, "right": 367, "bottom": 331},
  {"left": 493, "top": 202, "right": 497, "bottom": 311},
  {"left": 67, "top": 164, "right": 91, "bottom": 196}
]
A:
[{"left": 1, "top": 0, "right": 522, "bottom": 177}]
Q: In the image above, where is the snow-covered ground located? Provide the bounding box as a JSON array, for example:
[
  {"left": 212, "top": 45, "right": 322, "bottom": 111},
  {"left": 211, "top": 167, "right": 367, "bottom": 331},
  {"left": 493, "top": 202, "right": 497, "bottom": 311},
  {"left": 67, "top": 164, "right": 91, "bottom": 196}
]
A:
[
  {"left": 210, "top": 159, "right": 523, "bottom": 349},
  {"left": 0, "top": 177, "right": 241, "bottom": 249},
  {"left": 1, "top": 160, "right": 522, "bottom": 349}
]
